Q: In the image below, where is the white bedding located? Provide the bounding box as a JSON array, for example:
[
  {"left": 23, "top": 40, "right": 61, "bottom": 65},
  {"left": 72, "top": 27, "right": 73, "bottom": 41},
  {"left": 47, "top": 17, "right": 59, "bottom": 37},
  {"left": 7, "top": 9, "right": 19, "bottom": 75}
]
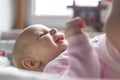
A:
[
  {"left": 0, "top": 66, "right": 80, "bottom": 80},
  {"left": 0, "top": 56, "right": 10, "bottom": 68},
  {"left": 0, "top": 66, "right": 59, "bottom": 80}
]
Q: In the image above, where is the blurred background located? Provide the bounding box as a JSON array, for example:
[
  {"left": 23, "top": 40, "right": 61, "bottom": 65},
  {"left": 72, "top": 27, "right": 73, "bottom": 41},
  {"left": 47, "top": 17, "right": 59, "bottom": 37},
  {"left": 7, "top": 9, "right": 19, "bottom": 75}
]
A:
[
  {"left": 0, "top": 0, "right": 112, "bottom": 40},
  {"left": 0, "top": 0, "right": 112, "bottom": 38}
]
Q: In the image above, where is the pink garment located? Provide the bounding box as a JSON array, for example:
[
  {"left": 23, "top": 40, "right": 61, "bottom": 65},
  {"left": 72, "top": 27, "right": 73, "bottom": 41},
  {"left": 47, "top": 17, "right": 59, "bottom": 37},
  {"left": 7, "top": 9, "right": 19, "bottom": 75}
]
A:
[
  {"left": 95, "top": 34, "right": 120, "bottom": 78},
  {"left": 44, "top": 33, "right": 120, "bottom": 79},
  {"left": 44, "top": 33, "right": 100, "bottom": 78}
]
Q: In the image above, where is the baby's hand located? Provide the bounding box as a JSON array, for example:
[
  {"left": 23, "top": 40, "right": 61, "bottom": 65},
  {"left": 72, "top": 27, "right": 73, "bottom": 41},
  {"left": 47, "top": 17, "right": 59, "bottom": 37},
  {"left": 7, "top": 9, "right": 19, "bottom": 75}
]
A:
[{"left": 64, "top": 17, "right": 85, "bottom": 38}]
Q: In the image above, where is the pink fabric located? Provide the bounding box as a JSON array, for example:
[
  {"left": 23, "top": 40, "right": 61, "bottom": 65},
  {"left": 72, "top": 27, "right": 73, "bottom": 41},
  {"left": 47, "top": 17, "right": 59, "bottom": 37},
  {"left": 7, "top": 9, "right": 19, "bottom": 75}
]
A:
[
  {"left": 95, "top": 34, "right": 120, "bottom": 78},
  {"left": 44, "top": 33, "right": 100, "bottom": 78},
  {"left": 44, "top": 34, "right": 120, "bottom": 79}
]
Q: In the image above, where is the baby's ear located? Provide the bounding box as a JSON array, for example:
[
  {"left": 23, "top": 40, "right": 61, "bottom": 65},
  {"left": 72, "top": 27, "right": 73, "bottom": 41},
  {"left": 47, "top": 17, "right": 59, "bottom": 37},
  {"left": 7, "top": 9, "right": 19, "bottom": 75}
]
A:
[{"left": 22, "top": 57, "right": 41, "bottom": 70}]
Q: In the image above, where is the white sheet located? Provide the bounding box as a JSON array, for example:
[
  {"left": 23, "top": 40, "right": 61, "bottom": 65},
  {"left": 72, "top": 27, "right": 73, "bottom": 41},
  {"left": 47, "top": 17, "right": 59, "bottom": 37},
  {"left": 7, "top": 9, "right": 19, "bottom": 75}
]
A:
[{"left": 0, "top": 66, "right": 80, "bottom": 80}]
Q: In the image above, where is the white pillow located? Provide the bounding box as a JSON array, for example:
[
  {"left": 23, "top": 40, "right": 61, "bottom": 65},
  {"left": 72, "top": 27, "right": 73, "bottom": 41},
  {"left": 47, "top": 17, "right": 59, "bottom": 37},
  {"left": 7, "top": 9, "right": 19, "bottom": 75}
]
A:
[
  {"left": 0, "top": 56, "right": 10, "bottom": 68},
  {"left": 0, "top": 66, "right": 77, "bottom": 80}
]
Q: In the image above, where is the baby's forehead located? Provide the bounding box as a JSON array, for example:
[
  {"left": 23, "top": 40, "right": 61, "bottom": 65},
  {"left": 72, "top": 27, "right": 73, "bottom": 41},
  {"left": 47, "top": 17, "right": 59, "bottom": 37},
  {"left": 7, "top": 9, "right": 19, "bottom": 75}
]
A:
[{"left": 31, "top": 25, "right": 51, "bottom": 31}]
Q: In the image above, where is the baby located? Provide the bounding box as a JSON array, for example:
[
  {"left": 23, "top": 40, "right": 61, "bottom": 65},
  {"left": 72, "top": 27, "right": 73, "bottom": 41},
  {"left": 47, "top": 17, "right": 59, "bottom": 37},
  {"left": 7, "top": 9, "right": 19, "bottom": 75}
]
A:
[
  {"left": 12, "top": 17, "right": 100, "bottom": 78},
  {"left": 12, "top": 24, "right": 68, "bottom": 71}
]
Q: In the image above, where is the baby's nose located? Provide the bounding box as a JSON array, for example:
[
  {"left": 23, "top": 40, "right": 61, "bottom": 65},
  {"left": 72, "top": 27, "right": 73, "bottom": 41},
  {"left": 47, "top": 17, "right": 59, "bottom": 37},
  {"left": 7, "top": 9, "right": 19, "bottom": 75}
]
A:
[{"left": 50, "top": 28, "right": 58, "bottom": 35}]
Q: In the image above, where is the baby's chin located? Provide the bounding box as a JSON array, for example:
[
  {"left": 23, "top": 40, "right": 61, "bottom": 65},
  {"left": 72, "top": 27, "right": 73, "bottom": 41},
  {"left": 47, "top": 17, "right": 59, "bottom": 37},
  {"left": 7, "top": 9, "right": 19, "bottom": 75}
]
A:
[
  {"left": 59, "top": 42, "right": 68, "bottom": 53},
  {"left": 59, "top": 40, "right": 68, "bottom": 49}
]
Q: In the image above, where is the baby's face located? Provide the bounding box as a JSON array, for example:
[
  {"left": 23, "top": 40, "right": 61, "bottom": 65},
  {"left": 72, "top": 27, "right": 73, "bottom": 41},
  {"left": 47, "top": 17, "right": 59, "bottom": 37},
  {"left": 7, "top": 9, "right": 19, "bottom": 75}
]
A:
[{"left": 30, "top": 25, "right": 68, "bottom": 64}]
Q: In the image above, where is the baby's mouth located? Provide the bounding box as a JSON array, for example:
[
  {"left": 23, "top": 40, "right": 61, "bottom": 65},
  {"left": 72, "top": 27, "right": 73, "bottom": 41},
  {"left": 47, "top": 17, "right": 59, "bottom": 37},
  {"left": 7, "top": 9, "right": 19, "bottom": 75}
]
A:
[{"left": 55, "top": 35, "right": 65, "bottom": 43}]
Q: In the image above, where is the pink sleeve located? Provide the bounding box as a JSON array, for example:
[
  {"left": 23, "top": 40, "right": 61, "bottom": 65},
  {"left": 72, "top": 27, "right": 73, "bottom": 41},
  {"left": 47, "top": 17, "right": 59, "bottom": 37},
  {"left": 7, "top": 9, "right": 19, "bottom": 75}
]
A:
[
  {"left": 44, "top": 33, "right": 100, "bottom": 78},
  {"left": 43, "top": 54, "right": 70, "bottom": 75}
]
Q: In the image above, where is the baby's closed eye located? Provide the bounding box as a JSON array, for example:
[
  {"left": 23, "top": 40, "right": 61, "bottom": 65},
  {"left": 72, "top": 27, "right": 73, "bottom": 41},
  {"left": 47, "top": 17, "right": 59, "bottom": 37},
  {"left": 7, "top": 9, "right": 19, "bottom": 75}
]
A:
[{"left": 39, "top": 31, "right": 50, "bottom": 37}]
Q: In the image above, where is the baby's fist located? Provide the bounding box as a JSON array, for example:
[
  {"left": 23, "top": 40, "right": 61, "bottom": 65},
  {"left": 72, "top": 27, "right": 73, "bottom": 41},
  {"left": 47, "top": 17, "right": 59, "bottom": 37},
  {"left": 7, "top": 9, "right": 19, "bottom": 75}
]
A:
[{"left": 64, "top": 17, "right": 85, "bottom": 38}]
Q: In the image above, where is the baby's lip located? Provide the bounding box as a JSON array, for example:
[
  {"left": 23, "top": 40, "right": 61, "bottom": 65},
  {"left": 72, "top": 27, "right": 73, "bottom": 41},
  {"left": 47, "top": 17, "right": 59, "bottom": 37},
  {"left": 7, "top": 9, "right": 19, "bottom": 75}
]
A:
[{"left": 55, "top": 34, "right": 65, "bottom": 43}]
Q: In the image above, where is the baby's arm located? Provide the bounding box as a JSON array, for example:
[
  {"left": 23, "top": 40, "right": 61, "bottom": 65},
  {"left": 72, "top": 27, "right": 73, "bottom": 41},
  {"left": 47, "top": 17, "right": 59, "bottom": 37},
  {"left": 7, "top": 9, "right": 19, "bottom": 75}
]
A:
[
  {"left": 64, "top": 17, "right": 100, "bottom": 77},
  {"left": 104, "top": 0, "right": 120, "bottom": 51}
]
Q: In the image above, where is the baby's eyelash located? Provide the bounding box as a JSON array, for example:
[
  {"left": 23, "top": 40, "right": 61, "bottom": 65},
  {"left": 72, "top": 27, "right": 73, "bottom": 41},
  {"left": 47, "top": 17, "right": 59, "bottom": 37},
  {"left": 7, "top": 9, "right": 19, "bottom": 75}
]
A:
[{"left": 39, "top": 31, "right": 50, "bottom": 37}]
